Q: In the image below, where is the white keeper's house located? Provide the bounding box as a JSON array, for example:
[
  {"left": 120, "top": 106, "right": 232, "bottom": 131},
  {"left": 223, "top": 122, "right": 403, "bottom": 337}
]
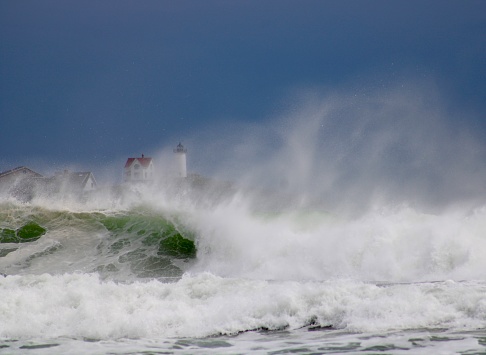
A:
[{"left": 123, "top": 155, "right": 154, "bottom": 183}]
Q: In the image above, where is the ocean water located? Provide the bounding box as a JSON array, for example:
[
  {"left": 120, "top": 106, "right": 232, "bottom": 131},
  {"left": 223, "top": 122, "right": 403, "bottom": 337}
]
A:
[{"left": 0, "top": 182, "right": 485, "bottom": 355}]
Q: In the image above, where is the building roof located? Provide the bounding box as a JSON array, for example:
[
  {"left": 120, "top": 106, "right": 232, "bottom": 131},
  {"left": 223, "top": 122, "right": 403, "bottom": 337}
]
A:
[
  {"left": 124, "top": 157, "right": 153, "bottom": 168},
  {"left": 0, "top": 166, "right": 43, "bottom": 179},
  {"left": 63, "top": 172, "right": 95, "bottom": 188},
  {"left": 50, "top": 171, "right": 96, "bottom": 191}
]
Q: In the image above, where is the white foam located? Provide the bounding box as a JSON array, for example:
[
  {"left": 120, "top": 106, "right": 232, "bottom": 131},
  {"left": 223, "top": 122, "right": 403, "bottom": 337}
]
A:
[
  {"left": 187, "top": 201, "right": 486, "bottom": 282},
  {"left": 0, "top": 273, "right": 485, "bottom": 340}
]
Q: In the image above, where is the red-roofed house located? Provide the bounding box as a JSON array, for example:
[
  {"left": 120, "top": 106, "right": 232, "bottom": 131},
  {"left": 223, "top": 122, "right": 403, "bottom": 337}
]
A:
[{"left": 124, "top": 155, "right": 154, "bottom": 183}]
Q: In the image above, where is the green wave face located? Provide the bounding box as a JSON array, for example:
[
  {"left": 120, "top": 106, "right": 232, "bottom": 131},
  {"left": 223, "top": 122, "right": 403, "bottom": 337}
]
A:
[
  {"left": 0, "top": 203, "right": 197, "bottom": 280},
  {"left": 0, "top": 222, "right": 47, "bottom": 243},
  {"left": 100, "top": 212, "right": 196, "bottom": 258},
  {"left": 0, "top": 204, "right": 50, "bottom": 244},
  {"left": 96, "top": 210, "right": 197, "bottom": 279}
]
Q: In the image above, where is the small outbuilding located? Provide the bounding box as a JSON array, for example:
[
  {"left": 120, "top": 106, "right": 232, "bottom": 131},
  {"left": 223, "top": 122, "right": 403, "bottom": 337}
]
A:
[{"left": 52, "top": 170, "right": 97, "bottom": 193}]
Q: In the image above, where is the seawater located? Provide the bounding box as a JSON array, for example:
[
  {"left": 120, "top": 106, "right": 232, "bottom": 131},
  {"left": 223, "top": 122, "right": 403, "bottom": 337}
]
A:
[{"left": 0, "top": 189, "right": 486, "bottom": 354}]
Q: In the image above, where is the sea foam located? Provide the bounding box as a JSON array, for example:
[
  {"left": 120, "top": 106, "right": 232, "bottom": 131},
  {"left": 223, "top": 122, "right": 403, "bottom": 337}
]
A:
[{"left": 0, "top": 273, "right": 485, "bottom": 340}]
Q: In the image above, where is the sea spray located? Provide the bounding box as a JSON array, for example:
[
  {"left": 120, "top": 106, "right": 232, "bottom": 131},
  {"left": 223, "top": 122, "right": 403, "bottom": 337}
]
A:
[
  {"left": 185, "top": 83, "right": 486, "bottom": 215},
  {"left": 187, "top": 199, "right": 486, "bottom": 282}
]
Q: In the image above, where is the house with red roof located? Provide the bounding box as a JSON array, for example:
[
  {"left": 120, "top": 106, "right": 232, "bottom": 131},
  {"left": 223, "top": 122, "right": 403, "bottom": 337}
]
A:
[{"left": 124, "top": 155, "right": 154, "bottom": 183}]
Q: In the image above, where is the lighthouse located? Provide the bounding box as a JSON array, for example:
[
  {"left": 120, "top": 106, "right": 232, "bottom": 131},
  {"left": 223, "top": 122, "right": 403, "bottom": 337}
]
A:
[{"left": 173, "top": 142, "right": 187, "bottom": 178}]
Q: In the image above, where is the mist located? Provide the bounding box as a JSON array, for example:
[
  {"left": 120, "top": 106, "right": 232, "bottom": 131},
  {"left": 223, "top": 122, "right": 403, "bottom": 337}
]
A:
[
  {"left": 2, "top": 79, "right": 486, "bottom": 218},
  {"left": 2, "top": 79, "right": 486, "bottom": 283},
  {"left": 183, "top": 80, "right": 486, "bottom": 215}
]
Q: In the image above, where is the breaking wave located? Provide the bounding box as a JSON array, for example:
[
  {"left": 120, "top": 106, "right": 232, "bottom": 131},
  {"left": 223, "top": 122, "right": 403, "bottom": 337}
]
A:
[{"left": 1, "top": 83, "right": 486, "bottom": 346}]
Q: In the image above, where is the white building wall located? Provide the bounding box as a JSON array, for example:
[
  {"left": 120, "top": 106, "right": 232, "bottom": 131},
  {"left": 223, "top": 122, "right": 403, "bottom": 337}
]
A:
[
  {"left": 176, "top": 153, "right": 187, "bottom": 178},
  {"left": 124, "top": 159, "right": 154, "bottom": 183},
  {"left": 83, "top": 175, "right": 96, "bottom": 192}
]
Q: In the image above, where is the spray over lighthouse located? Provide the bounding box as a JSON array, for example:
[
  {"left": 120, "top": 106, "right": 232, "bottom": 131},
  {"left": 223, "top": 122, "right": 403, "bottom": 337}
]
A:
[{"left": 173, "top": 142, "right": 187, "bottom": 178}]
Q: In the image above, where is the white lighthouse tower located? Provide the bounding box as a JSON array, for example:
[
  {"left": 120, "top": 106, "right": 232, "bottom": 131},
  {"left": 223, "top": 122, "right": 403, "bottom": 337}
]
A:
[{"left": 173, "top": 142, "right": 187, "bottom": 178}]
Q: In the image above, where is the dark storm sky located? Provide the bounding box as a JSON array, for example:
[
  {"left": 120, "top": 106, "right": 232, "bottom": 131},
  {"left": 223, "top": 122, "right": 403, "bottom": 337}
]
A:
[{"left": 1, "top": 0, "right": 485, "bottom": 174}]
